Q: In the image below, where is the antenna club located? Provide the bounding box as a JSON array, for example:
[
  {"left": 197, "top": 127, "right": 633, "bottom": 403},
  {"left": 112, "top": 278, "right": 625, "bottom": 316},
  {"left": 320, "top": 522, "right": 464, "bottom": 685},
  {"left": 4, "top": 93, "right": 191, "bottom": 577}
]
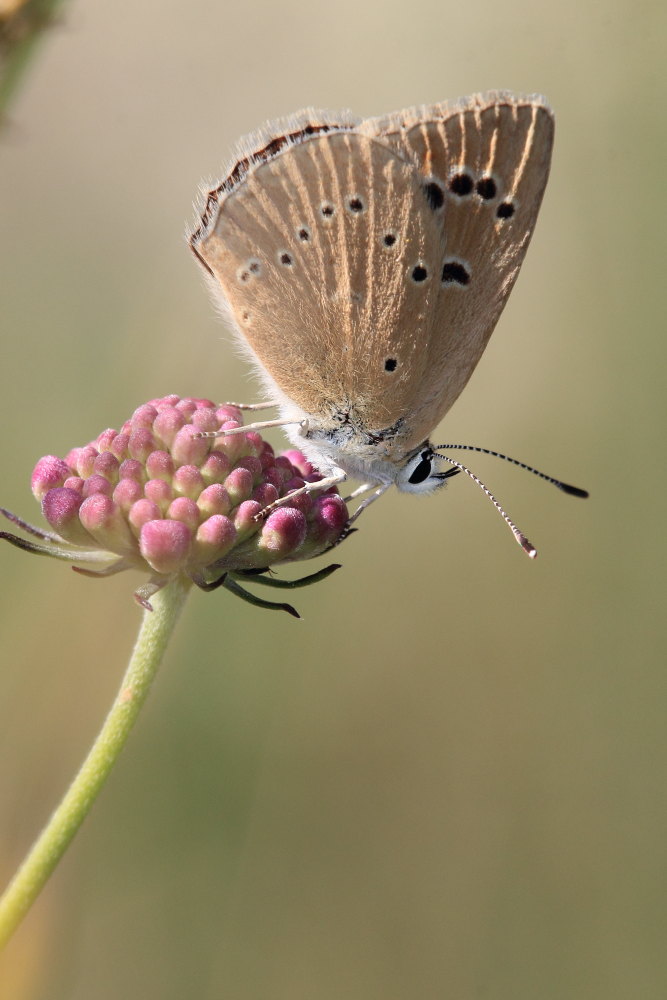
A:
[
  {"left": 517, "top": 532, "right": 538, "bottom": 558},
  {"left": 557, "top": 482, "right": 589, "bottom": 498}
]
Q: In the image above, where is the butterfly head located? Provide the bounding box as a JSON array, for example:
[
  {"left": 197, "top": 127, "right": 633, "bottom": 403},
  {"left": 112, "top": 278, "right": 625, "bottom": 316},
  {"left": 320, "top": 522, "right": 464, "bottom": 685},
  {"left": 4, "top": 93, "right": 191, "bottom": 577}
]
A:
[{"left": 395, "top": 445, "right": 460, "bottom": 494}]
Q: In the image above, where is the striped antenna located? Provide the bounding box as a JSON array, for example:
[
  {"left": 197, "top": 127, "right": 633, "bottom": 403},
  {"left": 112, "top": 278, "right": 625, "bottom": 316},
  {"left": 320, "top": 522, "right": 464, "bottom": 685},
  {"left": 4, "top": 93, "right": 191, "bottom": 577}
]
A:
[
  {"left": 434, "top": 444, "right": 588, "bottom": 498},
  {"left": 434, "top": 454, "right": 537, "bottom": 558}
]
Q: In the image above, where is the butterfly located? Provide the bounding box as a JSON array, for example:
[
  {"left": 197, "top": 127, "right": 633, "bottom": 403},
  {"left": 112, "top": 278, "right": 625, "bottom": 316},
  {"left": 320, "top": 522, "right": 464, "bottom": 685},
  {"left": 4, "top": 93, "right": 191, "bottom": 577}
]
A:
[{"left": 189, "top": 92, "right": 586, "bottom": 556}]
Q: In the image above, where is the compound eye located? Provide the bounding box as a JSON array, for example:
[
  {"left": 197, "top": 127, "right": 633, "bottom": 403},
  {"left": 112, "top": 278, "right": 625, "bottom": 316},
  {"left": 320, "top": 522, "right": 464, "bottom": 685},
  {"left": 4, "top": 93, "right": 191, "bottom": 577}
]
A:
[{"left": 408, "top": 452, "right": 433, "bottom": 485}]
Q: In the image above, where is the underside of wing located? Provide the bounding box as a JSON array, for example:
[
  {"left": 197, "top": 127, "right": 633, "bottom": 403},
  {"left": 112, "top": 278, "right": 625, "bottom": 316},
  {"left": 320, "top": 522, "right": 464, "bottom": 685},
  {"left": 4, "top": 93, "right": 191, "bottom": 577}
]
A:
[
  {"left": 191, "top": 93, "right": 554, "bottom": 456},
  {"left": 193, "top": 129, "right": 450, "bottom": 441},
  {"left": 361, "top": 92, "right": 554, "bottom": 442}
]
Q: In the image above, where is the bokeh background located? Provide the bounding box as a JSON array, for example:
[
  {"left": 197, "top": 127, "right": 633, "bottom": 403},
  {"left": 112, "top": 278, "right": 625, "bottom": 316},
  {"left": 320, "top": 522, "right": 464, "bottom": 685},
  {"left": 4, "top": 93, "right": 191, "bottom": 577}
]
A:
[{"left": 1, "top": 0, "right": 665, "bottom": 997}]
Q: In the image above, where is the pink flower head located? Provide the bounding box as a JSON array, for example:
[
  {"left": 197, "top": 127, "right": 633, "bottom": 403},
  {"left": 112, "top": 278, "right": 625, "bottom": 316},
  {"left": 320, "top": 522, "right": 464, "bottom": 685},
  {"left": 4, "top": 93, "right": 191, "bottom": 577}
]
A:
[{"left": 6, "top": 397, "right": 350, "bottom": 613}]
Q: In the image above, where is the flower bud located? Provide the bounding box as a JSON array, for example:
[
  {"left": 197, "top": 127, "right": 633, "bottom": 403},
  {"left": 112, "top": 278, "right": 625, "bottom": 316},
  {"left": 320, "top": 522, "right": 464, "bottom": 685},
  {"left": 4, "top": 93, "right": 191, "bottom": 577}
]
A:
[{"left": 19, "top": 396, "right": 350, "bottom": 603}]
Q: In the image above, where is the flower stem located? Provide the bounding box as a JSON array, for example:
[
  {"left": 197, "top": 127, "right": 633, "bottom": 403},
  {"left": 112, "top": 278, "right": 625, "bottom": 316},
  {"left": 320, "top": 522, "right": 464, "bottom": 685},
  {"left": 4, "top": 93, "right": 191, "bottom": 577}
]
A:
[{"left": 0, "top": 575, "right": 191, "bottom": 950}]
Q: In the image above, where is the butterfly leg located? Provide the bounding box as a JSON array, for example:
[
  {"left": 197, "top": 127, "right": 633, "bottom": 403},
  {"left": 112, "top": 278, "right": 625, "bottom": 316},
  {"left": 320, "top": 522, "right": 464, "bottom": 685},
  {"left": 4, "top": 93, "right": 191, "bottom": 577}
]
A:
[
  {"left": 343, "top": 482, "right": 375, "bottom": 502},
  {"left": 197, "top": 418, "right": 307, "bottom": 440},
  {"left": 252, "top": 471, "right": 348, "bottom": 522},
  {"left": 347, "top": 483, "right": 392, "bottom": 523},
  {"left": 223, "top": 400, "right": 278, "bottom": 411}
]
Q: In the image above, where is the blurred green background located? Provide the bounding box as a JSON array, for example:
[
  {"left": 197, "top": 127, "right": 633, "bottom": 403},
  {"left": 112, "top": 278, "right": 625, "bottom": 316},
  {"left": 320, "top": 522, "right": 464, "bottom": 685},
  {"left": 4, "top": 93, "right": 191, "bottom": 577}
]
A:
[{"left": 1, "top": 0, "right": 665, "bottom": 997}]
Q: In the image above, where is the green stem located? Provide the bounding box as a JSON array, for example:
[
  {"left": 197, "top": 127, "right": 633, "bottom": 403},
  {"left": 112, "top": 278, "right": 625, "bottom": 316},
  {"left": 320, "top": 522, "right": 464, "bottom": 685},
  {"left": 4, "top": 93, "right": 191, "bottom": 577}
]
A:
[{"left": 0, "top": 575, "right": 191, "bottom": 950}]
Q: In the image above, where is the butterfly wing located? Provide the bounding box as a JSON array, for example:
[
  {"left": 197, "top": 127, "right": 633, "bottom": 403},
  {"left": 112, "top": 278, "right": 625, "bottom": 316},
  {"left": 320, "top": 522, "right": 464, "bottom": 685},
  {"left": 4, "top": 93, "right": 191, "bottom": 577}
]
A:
[
  {"left": 192, "top": 123, "right": 446, "bottom": 436},
  {"left": 362, "top": 91, "right": 554, "bottom": 446},
  {"left": 191, "top": 93, "right": 553, "bottom": 455}
]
